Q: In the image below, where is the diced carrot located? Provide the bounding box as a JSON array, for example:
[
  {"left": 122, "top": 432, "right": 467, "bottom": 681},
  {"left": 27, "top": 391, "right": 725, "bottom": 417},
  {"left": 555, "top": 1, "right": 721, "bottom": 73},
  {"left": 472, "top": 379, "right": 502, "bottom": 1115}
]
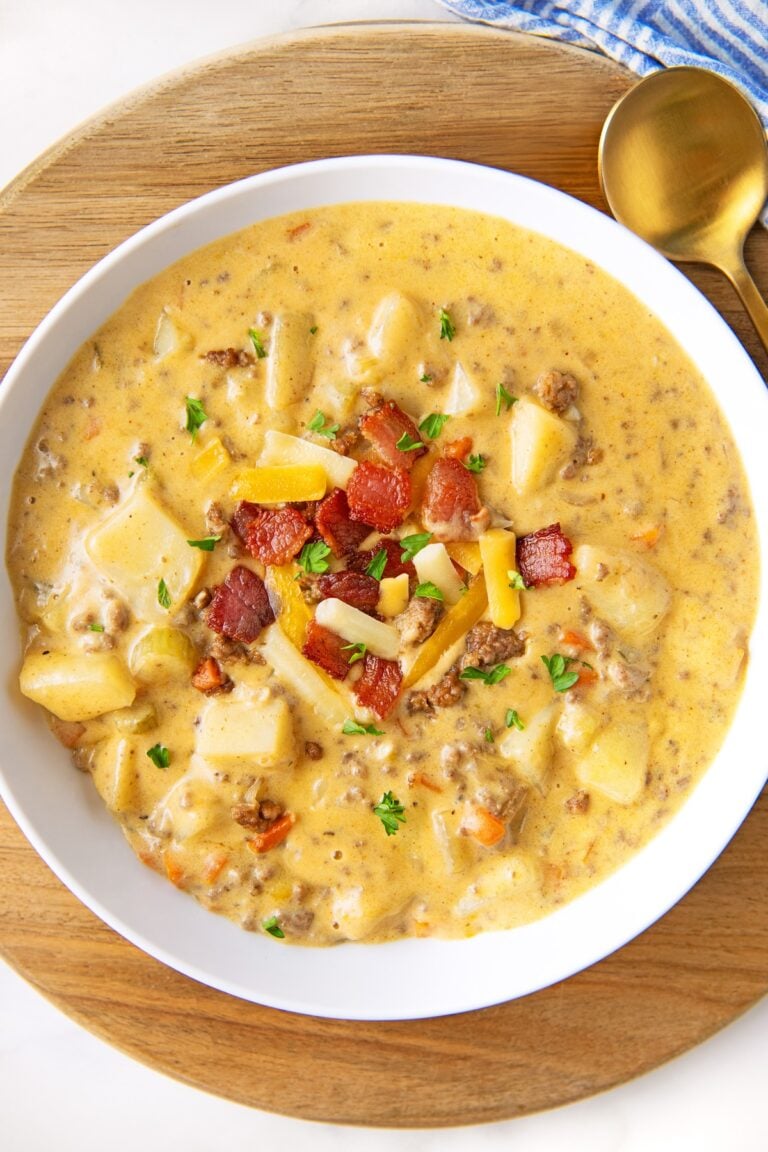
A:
[
  {"left": 202, "top": 850, "right": 229, "bottom": 884},
  {"left": 246, "top": 812, "right": 296, "bottom": 854},
  {"left": 163, "top": 848, "right": 187, "bottom": 888},
  {"left": 411, "top": 771, "right": 443, "bottom": 794},
  {"left": 575, "top": 663, "right": 599, "bottom": 687},
  {"left": 630, "top": 524, "right": 662, "bottom": 549},
  {"left": 560, "top": 629, "right": 592, "bottom": 651},
  {"left": 191, "top": 656, "right": 227, "bottom": 694},
  {"left": 287, "top": 221, "right": 311, "bottom": 240},
  {"left": 413, "top": 921, "right": 432, "bottom": 938},
  {"left": 137, "top": 847, "right": 162, "bottom": 873},
  {"left": 463, "top": 805, "right": 505, "bottom": 848},
  {"left": 444, "top": 436, "right": 473, "bottom": 461},
  {"left": 84, "top": 418, "right": 102, "bottom": 440}
]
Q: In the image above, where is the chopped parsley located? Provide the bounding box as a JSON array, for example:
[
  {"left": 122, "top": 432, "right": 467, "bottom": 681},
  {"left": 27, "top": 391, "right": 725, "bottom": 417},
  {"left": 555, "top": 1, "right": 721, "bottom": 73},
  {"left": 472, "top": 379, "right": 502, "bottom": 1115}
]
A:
[
  {"left": 88, "top": 622, "right": 104, "bottom": 633},
  {"left": 459, "top": 663, "right": 512, "bottom": 686},
  {"left": 439, "top": 308, "right": 456, "bottom": 342},
  {"left": 495, "top": 382, "right": 518, "bottom": 416},
  {"left": 464, "top": 454, "right": 487, "bottom": 474},
  {"left": 309, "top": 325, "right": 318, "bottom": 335},
  {"left": 134, "top": 454, "right": 149, "bottom": 468},
  {"left": 541, "top": 653, "right": 580, "bottom": 693},
  {"left": 373, "top": 791, "right": 406, "bottom": 836},
  {"left": 184, "top": 396, "right": 207, "bottom": 440},
  {"left": 507, "top": 570, "right": 526, "bottom": 590},
  {"left": 262, "top": 916, "right": 285, "bottom": 939},
  {"left": 418, "top": 412, "right": 450, "bottom": 440},
  {"left": 248, "top": 327, "right": 268, "bottom": 358},
  {"left": 187, "top": 535, "right": 221, "bottom": 551},
  {"left": 157, "top": 578, "right": 172, "bottom": 610},
  {"left": 420, "top": 372, "right": 433, "bottom": 383},
  {"left": 414, "top": 581, "right": 444, "bottom": 601},
  {"left": 395, "top": 432, "right": 425, "bottom": 453},
  {"left": 343, "top": 719, "right": 385, "bottom": 736},
  {"left": 505, "top": 708, "right": 525, "bottom": 731},
  {"left": 342, "top": 642, "right": 367, "bottom": 665},
  {"left": 306, "top": 410, "right": 339, "bottom": 440},
  {"left": 484, "top": 728, "right": 495, "bottom": 743},
  {"left": 365, "top": 549, "right": 388, "bottom": 581},
  {"left": 296, "top": 539, "right": 331, "bottom": 574},
  {"left": 146, "top": 743, "right": 170, "bottom": 769},
  {"left": 400, "top": 532, "right": 432, "bottom": 563}
]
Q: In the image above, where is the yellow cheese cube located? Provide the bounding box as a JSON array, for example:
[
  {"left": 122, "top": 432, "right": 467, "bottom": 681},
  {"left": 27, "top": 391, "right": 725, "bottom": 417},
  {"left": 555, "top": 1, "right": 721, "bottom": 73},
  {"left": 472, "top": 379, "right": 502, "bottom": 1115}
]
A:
[
  {"left": 478, "top": 529, "right": 521, "bottom": 628},
  {"left": 20, "top": 652, "right": 136, "bottom": 722},
  {"left": 191, "top": 437, "right": 231, "bottom": 482},
  {"left": 377, "top": 573, "right": 409, "bottom": 618},
  {"left": 197, "top": 694, "right": 296, "bottom": 770},
  {"left": 230, "top": 465, "right": 326, "bottom": 503},
  {"left": 260, "top": 429, "right": 355, "bottom": 491},
  {"left": 445, "top": 541, "right": 482, "bottom": 575},
  {"left": 510, "top": 397, "right": 578, "bottom": 496}
]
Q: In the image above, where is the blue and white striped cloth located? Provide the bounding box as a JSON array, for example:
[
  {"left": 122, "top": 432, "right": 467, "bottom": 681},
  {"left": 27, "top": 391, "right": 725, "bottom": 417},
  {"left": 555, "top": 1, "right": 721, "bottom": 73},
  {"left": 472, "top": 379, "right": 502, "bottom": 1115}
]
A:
[{"left": 436, "top": 2, "right": 768, "bottom": 205}]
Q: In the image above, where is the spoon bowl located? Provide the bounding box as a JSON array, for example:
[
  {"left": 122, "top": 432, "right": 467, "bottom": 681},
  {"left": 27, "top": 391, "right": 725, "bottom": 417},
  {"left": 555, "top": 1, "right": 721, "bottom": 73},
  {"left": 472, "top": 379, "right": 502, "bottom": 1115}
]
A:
[{"left": 599, "top": 66, "right": 768, "bottom": 353}]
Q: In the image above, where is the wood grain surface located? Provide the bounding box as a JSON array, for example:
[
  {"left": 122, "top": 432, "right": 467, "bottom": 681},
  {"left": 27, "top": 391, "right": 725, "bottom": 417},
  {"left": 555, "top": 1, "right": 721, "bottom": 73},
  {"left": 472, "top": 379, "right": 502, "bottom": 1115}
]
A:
[{"left": 0, "top": 22, "right": 766, "bottom": 1128}]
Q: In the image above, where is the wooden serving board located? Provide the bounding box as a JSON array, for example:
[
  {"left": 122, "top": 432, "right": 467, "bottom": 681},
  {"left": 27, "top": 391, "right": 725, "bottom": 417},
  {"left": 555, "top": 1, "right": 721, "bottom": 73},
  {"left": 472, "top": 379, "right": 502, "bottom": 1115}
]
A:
[{"left": 1, "top": 22, "right": 766, "bottom": 1128}]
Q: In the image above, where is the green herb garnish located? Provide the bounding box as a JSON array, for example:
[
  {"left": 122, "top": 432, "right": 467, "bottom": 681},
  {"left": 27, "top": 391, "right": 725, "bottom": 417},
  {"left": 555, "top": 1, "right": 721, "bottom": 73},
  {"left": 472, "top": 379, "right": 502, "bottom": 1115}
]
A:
[
  {"left": 134, "top": 455, "right": 149, "bottom": 468},
  {"left": 146, "top": 744, "right": 170, "bottom": 769},
  {"left": 342, "top": 642, "right": 368, "bottom": 665},
  {"left": 399, "top": 532, "right": 432, "bottom": 563},
  {"left": 459, "top": 663, "right": 512, "bottom": 686},
  {"left": 343, "top": 719, "right": 385, "bottom": 736},
  {"left": 464, "top": 454, "right": 487, "bottom": 474},
  {"left": 187, "top": 535, "right": 221, "bottom": 551},
  {"left": 248, "top": 328, "right": 267, "bottom": 358},
  {"left": 505, "top": 708, "right": 525, "bottom": 731},
  {"left": 418, "top": 412, "right": 450, "bottom": 440},
  {"left": 495, "top": 382, "right": 518, "bottom": 416},
  {"left": 296, "top": 539, "right": 331, "bottom": 575},
  {"left": 439, "top": 308, "right": 455, "bottom": 342},
  {"left": 157, "top": 578, "right": 172, "bottom": 610},
  {"left": 88, "top": 623, "right": 104, "bottom": 633},
  {"left": 373, "top": 791, "right": 406, "bottom": 836},
  {"left": 484, "top": 728, "right": 495, "bottom": 743},
  {"left": 541, "top": 653, "right": 580, "bottom": 693},
  {"left": 420, "top": 372, "right": 433, "bottom": 383},
  {"left": 507, "top": 570, "right": 526, "bottom": 590},
  {"left": 262, "top": 916, "right": 285, "bottom": 939},
  {"left": 306, "top": 410, "right": 340, "bottom": 440},
  {"left": 395, "top": 432, "right": 425, "bottom": 453},
  {"left": 309, "top": 325, "right": 318, "bottom": 335},
  {"left": 414, "top": 581, "right": 444, "bottom": 601},
  {"left": 365, "top": 549, "right": 388, "bottom": 581},
  {"left": 184, "top": 396, "right": 207, "bottom": 440}
]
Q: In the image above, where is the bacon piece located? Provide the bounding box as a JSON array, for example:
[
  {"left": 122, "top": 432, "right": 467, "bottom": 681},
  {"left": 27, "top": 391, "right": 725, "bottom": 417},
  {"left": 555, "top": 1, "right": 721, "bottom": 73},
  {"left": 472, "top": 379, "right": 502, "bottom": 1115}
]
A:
[
  {"left": 231, "top": 499, "right": 261, "bottom": 542},
  {"left": 315, "top": 488, "right": 372, "bottom": 557},
  {"left": 516, "top": 522, "right": 576, "bottom": 586},
  {"left": 348, "top": 537, "right": 416, "bottom": 581},
  {"left": 347, "top": 462, "right": 411, "bottom": 532},
  {"left": 421, "top": 456, "right": 490, "bottom": 542},
  {"left": 302, "top": 619, "right": 352, "bottom": 680},
  {"left": 359, "top": 400, "right": 427, "bottom": 470},
  {"left": 191, "top": 656, "right": 230, "bottom": 694},
  {"left": 354, "top": 653, "right": 403, "bottom": 718},
  {"left": 238, "top": 504, "right": 312, "bottom": 566},
  {"left": 317, "top": 571, "right": 380, "bottom": 612},
  {"left": 206, "top": 565, "right": 275, "bottom": 643}
]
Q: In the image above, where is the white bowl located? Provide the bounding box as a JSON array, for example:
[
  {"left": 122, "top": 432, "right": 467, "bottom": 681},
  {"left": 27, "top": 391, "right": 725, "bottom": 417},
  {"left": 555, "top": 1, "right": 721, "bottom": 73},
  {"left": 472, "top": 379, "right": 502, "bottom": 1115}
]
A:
[{"left": 1, "top": 156, "right": 767, "bottom": 1021}]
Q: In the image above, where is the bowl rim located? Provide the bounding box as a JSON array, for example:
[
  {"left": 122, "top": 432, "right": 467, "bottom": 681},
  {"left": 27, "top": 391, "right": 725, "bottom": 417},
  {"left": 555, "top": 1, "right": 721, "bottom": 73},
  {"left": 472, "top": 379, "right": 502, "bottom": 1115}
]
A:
[{"left": 2, "top": 154, "right": 767, "bottom": 1020}]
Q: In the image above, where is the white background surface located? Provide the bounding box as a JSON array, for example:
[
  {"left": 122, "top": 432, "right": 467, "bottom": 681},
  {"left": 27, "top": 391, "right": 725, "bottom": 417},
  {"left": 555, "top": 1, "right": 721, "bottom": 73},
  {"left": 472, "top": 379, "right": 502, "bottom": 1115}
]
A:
[{"left": 0, "top": 1, "right": 766, "bottom": 1148}]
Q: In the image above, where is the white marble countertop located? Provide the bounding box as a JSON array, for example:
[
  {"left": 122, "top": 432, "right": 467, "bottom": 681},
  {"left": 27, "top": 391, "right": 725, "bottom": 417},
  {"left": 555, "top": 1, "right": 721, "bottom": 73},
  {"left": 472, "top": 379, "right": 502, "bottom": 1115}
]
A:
[{"left": 1, "top": 1, "right": 766, "bottom": 1147}]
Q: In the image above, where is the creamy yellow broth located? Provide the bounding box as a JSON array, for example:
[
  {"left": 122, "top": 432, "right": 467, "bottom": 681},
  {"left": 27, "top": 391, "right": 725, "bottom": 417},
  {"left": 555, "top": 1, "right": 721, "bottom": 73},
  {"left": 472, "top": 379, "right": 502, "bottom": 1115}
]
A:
[{"left": 7, "top": 203, "right": 757, "bottom": 945}]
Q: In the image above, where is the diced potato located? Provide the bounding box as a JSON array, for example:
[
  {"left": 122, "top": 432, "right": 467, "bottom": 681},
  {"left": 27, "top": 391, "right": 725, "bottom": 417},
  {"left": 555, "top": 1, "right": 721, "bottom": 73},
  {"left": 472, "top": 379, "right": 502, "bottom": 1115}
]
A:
[
  {"left": 260, "top": 429, "right": 355, "bottom": 491},
  {"left": 153, "top": 768, "right": 229, "bottom": 841},
  {"left": 20, "top": 651, "right": 136, "bottom": 722},
  {"left": 510, "top": 396, "right": 578, "bottom": 495},
  {"left": 499, "top": 703, "right": 557, "bottom": 788},
  {"left": 191, "top": 436, "right": 231, "bottom": 482},
  {"left": 230, "top": 464, "right": 326, "bottom": 503},
  {"left": 377, "top": 573, "right": 409, "bottom": 618},
  {"left": 197, "top": 694, "right": 296, "bottom": 771},
  {"left": 112, "top": 701, "right": 158, "bottom": 734},
  {"left": 259, "top": 622, "right": 349, "bottom": 728},
  {"left": 577, "top": 718, "right": 649, "bottom": 805},
  {"left": 129, "top": 626, "right": 197, "bottom": 683},
  {"left": 85, "top": 485, "right": 204, "bottom": 619},
  {"left": 413, "top": 542, "right": 465, "bottom": 605},
  {"left": 556, "top": 698, "right": 600, "bottom": 754},
  {"left": 367, "top": 292, "right": 423, "bottom": 371},
  {"left": 453, "top": 853, "right": 540, "bottom": 918},
  {"left": 265, "top": 311, "right": 315, "bottom": 410},
  {"left": 444, "top": 362, "right": 483, "bottom": 416},
  {"left": 330, "top": 883, "right": 412, "bottom": 942},
  {"left": 445, "top": 541, "right": 482, "bottom": 575},
  {"left": 432, "top": 809, "right": 476, "bottom": 875},
  {"left": 153, "top": 310, "right": 193, "bottom": 358},
  {"left": 109, "top": 738, "right": 139, "bottom": 815},
  {"left": 478, "top": 529, "right": 520, "bottom": 628},
  {"left": 574, "top": 544, "right": 671, "bottom": 642},
  {"left": 314, "top": 598, "right": 400, "bottom": 659}
]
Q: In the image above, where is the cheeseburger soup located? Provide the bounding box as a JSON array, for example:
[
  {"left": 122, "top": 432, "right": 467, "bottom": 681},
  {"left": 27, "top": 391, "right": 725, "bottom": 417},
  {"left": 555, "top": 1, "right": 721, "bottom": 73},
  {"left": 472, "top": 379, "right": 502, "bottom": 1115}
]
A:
[{"left": 7, "top": 203, "right": 757, "bottom": 945}]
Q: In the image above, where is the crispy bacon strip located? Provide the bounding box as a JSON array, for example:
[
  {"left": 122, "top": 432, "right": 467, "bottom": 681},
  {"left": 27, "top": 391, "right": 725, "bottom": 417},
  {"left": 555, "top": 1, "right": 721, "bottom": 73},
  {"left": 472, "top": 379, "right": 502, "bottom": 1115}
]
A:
[
  {"left": 354, "top": 653, "right": 403, "bottom": 718},
  {"left": 421, "top": 456, "right": 490, "bottom": 542},
  {"left": 315, "top": 487, "right": 373, "bottom": 557},
  {"left": 302, "top": 619, "right": 353, "bottom": 680},
  {"left": 317, "top": 571, "right": 380, "bottom": 612},
  {"left": 359, "top": 400, "right": 427, "bottom": 470},
  {"left": 206, "top": 565, "right": 275, "bottom": 643},
  {"left": 239, "top": 504, "right": 312, "bottom": 567},
  {"left": 347, "top": 462, "right": 411, "bottom": 532},
  {"left": 516, "top": 523, "right": 576, "bottom": 586},
  {"left": 348, "top": 537, "right": 416, "bottom": 581}
]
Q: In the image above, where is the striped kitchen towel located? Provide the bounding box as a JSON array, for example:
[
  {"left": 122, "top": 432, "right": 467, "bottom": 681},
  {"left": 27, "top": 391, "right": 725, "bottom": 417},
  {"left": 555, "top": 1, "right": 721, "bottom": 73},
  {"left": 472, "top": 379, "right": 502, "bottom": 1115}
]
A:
[{"left": 435, "top": 1, "right": 768, "bottom": 143}]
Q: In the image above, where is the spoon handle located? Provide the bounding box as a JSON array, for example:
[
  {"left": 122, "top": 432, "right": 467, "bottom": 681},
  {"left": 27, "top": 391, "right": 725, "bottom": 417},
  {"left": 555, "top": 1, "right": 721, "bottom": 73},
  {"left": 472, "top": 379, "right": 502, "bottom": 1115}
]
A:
[{"left": 721, "top": 256, "right": 768, "bottom": 359}]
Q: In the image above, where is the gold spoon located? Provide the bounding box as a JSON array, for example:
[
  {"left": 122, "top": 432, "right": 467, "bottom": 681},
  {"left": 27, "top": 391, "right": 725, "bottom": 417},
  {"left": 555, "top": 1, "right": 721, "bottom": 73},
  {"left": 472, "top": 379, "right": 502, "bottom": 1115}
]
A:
[{"left": 598, "top": 66, "right": 768, "bottom": 354}]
